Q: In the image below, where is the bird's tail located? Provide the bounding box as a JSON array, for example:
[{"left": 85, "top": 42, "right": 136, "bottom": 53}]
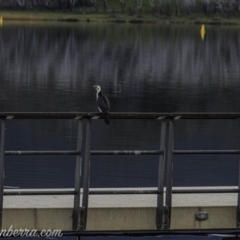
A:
[{"left": 104, "top": 113, "right": 110, "bottom": 125}]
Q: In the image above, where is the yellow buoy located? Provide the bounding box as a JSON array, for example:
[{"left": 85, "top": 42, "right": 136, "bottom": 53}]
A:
[
  {"left": 0, "top": 17, "right": 3, "bottom": 26},
  {"left": 200, "top": 24, "right": 205, "bottom": 41}
]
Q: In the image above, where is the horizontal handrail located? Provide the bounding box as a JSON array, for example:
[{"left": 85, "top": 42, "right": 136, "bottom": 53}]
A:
[
  {"left": 3, "top": 188, "right": 240, "bottom": 196},
  {"left": 5, "top": 150, "right": 163, "bottom": 156},
  {"left": 2, "top": 112, "right": 240, "bottom": 119},
  {"left": 89, "top": 189, "right": 240, "bottom": 194},
  {"left": 172, "top": 189, "right": 240, "bottom": 194},
  {"left": 6, "top": 149, "right": 240, "bottom": 156},
  {"left": 174, "top": 150, "right": 240, "bottom": 154},
  {"left": 5, "top": 151, "right": 80, "bottom": 155},
  {"left": 91, "top": 150, "right": 163, "bottom": 155},
  {"left": 4, "top": 190, "right": 76, "bottom": 195}
]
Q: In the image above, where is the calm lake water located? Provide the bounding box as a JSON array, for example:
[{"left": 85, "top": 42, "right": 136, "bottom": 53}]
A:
[{"left": 0, "top": 22, "right": 240, "bottom": 189}]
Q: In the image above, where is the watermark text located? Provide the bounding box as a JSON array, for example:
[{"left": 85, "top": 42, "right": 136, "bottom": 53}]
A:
[{"left": 0, "top": 225, "right": 63, "bottom": 237}]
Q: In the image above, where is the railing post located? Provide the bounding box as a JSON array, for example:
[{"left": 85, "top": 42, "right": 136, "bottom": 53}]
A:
[
  {"left": 80, "top": 118, "right": 92, "bottom": 230},
  {"left": 237, "top": 156, "right": 240, "bottom": 228},
  {"left": 0, "top": 118, "right": 6, "bottom": 229},
  {"left": 163, "top": 120, "right": 174, "bottom": 230},
  {"left": 72, "top": 119, "right": 83, "bottom": 231},
  {"left": 156, "top": 120, "right": 166, "bottom": 229}
]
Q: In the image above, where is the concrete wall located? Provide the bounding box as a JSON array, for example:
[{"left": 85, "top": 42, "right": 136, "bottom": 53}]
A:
[{"left": 1, "top": 187, "right": 239, "bottom": 231}]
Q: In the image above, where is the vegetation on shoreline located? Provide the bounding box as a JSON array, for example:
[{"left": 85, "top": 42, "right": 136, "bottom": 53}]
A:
[
  {"left": 1, "top": 0, "right": 240, "bottom": 25},
  {"left": 1, "top": 10, "right": 240, "bottom": 25}
]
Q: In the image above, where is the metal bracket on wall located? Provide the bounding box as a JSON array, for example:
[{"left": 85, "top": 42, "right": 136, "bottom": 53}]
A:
[{"left": 195, "top": 209, "right": 209, "bottom": 221}]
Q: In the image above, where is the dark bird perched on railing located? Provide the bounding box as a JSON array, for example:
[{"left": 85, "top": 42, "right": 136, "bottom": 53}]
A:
[{"left": 93, "top": 85, "right": 110, "bottom": 125}]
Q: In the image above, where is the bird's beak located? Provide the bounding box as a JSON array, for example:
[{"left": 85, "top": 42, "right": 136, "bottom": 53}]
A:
[{"left": 93, "top": 85, "right": 96, "bottom": 88}]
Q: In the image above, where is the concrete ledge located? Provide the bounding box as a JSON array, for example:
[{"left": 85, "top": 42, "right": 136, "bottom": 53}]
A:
[{"left": 2, "top": 187, "right": 239, "bottom": 230}]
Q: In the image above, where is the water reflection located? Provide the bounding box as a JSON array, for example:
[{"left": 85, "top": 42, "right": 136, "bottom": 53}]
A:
[
  {"left": 0, "top": 23, "right": 240, "bottom": 188},
  {"left": 1, "top": 23, "right": 240, "bottom": 112}
]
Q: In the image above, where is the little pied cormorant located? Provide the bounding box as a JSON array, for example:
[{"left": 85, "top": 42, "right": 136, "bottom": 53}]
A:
[{"left": 93, "top": 85, "right": 110, "bottom": 125}]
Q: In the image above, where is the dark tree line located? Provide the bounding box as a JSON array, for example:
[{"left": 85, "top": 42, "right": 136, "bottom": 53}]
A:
[{"left": 0, "top": 0, "right": 240, "bottom": 17}]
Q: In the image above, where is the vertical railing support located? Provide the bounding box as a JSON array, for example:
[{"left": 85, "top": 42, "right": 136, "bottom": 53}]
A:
[
  {"left": 72, "top": 120, "right": 83, "bottom": 231},
  {"left": 237, "top": 156, "right": 240, "bottom": 228},
  {"left": 164, "top": 120, "right": 174, "bottom": 230},
  {"left": 0, "top": 118, "right": 6, "bottom": 229},
  {"left": 80, "top": 118, "right": 92, "bottom": 230},
  {"left": 156, "top": 120, "right": 166, "bottom": 229}
]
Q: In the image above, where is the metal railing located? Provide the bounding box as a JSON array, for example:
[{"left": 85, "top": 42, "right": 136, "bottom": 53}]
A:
[{"left": 1, "top": 112, "right": 240, "bottom": 231}]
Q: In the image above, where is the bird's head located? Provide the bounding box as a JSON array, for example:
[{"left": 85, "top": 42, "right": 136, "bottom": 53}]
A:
[{"left": 93, "top": 85, "right": 101, "bottom": 92}]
